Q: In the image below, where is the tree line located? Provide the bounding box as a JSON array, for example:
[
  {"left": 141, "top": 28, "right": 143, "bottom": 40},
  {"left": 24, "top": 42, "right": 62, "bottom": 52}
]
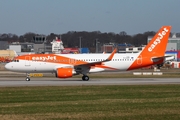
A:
[{"left": 0, "top": 31, "right": 178, "bottom": 52}]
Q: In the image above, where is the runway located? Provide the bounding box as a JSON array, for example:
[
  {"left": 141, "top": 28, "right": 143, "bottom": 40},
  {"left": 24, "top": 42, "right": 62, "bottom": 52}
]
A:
[{"left": 0, "top": 77, "right": 180, "bottom": 87}]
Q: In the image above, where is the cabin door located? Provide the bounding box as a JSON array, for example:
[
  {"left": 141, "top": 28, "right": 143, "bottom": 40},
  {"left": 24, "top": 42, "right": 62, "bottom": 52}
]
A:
[
  {"left": 25, "top": 56, "right": 30, "bottom": 66},
  {"left": 137, "top": 55, "right": 142, "bottom": 65}
]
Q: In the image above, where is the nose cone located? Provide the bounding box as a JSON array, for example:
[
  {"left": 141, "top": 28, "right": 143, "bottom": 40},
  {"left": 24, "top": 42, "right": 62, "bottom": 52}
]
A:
[{"left": 5, "top": 63, "right": 12, "bottom": 70}]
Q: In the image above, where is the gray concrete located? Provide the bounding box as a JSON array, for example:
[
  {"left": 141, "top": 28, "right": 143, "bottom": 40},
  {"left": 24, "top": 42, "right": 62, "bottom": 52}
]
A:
[{"left": 0, "top": 77, "right": 180, "bottom": 87}]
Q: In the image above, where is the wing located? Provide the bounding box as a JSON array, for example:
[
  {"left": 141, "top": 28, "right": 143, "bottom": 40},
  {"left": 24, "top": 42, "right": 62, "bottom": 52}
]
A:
[
  {"left": 76, "top": 48, "right": 117, "bottom": 67},
  {"left": 74, "top": 48, "right": 117, "bottom": 74}
]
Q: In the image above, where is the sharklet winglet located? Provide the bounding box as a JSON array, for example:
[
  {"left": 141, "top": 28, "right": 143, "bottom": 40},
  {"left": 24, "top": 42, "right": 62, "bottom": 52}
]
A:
[{"left": 106, "top": 48, "right": 117, "bottom": 61}]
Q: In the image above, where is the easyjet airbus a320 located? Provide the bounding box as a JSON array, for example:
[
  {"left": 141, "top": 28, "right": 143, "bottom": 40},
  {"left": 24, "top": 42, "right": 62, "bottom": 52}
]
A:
[{"left": 5, "top": 26, "right": 171, "bottom": 81}]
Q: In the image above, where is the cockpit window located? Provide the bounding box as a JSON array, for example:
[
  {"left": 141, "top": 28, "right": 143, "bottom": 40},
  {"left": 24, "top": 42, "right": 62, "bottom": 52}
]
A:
[{"left": 13, "top": 59, "right": 19, "bottom": 62}]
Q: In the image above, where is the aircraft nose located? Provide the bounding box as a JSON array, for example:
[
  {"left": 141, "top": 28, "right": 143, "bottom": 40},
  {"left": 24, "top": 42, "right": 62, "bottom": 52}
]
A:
[{"left": 5, "top": 63, "right": 12, "bottom": 70}]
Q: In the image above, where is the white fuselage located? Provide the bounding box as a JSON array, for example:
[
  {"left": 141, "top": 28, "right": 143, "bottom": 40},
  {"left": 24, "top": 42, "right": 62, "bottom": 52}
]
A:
[{"left": 5, "top": 53, "right": 141, "bottom": 73}]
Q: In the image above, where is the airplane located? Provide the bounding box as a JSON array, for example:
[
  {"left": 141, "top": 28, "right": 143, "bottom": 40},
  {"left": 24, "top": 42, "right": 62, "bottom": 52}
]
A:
[{"left": 5, "top": 26, "right": 171, "bottom": 81}]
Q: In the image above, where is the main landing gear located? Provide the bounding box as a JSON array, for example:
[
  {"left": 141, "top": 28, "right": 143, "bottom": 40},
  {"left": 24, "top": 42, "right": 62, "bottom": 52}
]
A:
[
  {"left": 26, "top": 73, "right": 30, "bottom": 81},
  {"left": 82, "top": 75, "right": 89, "bottom": 81}
]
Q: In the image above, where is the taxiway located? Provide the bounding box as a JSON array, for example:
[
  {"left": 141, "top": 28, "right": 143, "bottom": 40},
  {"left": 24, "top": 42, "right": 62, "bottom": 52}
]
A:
[{"left": 0, "top": 77, "right": 180, "bottom": 87}]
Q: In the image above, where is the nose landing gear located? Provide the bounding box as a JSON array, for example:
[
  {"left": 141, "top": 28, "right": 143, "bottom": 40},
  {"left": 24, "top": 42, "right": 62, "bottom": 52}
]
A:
[{"left": 26, "top": 73, "right": 30, "bottom": 81}]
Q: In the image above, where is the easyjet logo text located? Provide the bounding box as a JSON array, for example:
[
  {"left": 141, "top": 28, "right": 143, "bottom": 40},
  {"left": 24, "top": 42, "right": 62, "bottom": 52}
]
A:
[
  {"left": 32, "top": 56, "right": 56, "bottom": 61},
  {"left": 148, "top": 27, "right": 169, "bottom": 52}
]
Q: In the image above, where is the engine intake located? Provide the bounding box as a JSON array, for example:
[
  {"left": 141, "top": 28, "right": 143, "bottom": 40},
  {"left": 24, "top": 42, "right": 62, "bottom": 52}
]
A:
[{"left": 56, "top": 68, "right": 74, "bottom": 78}]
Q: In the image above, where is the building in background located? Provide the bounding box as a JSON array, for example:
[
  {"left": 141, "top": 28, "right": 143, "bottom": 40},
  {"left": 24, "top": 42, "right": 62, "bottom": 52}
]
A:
[
  {"left": 80, "top": 48, "right": 89, "bottom": 53},
  {"left": 51, "top": 37, "right": 64, "bottom": 53},
  {"left": 33, "top": 35, "right": 47, "bottom": 53},
  {"left": 62, "top": 48, "right": 79, "bottom": 54},
  {"left": 9, "top": 44, "right": 21, "bottom": 53},
  {"left": 101, "top": 43, "right": 115, "bottom": 53},
  {"left": 0, "top": 41, "right": 8, "bottom": 50},
  {"left": 7, "top": 35, "right": 52, "bottom": 54}
]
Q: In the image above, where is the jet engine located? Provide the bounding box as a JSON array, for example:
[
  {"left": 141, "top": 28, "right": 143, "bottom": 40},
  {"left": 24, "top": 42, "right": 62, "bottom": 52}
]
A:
[{"left": 55, "top": 68, "right": 74, "bottom": 78}]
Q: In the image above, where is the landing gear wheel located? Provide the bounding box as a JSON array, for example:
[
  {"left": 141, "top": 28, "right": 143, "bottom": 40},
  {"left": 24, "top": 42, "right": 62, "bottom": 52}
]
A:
[
  {"left": 26, "top": 73, "right": 30, "bottom": 81},
  {"left": 26, "top": 77, "right": 30, "bottom": 81},
  {"left": 82, "top": 75, "right": 89, "bottom": 81}
]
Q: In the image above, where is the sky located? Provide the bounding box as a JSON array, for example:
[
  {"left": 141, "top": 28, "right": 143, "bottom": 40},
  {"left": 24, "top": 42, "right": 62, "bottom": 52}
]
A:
[{"left": 0, "top": 0, "right": 180, "bottom": 36}]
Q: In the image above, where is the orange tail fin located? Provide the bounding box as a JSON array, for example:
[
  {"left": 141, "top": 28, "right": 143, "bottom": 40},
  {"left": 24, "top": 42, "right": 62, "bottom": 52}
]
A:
[
  {"left": 142, "top": 26, "right": 171, "bottom": 57},
  {"left": 127, "top": 26, "right": 171, "bottom": 70}
]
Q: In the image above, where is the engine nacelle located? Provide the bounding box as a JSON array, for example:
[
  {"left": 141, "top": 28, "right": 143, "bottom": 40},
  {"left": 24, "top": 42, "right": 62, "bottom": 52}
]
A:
[{"left": 56, "top": 68, "right": 74, "bottom": 78}]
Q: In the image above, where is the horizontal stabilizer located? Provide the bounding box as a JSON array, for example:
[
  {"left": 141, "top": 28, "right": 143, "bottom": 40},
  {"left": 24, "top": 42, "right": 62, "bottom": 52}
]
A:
[{"left": 152, "top": 56, "right": 174, "bottom": 62}]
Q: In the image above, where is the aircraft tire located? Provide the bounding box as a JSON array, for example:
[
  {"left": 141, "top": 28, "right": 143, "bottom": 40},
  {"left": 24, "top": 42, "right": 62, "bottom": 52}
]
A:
[
  {"left": 26, "top": 77, "right": 30, "bottom": 81},
  {"left": 82, "top": 75, "right": 89, "bottom": 81}
]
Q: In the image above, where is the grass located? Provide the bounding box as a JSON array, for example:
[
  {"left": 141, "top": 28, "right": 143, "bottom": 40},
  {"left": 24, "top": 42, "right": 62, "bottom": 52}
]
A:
[{"left": 0, "top": 85, "right": 180, "bottom": 120}]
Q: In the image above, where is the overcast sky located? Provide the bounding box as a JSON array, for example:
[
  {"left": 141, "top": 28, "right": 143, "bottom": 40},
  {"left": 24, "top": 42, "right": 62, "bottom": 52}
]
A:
[{"left": 0, "top": 0, "right": 179, "bottom": 35}]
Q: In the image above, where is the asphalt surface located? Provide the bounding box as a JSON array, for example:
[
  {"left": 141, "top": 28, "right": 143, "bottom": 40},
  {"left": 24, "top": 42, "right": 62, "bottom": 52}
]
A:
[
  {"left": 0, "top": 77, "right": 180, "bottom": 87},
  {"left": 0, "top": 70, "right": 180, "bottom": 87}
]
